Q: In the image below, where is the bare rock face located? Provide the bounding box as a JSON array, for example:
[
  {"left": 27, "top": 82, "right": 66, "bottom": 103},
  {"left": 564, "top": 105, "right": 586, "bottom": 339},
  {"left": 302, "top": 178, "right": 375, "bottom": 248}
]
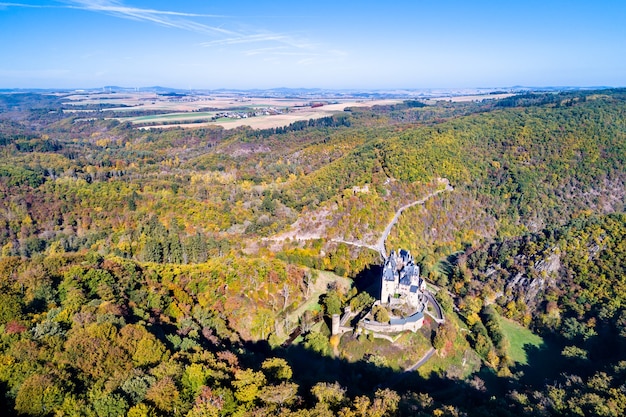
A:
[{"left": 504, "top": 250, "right": 561, "bottom": 307}]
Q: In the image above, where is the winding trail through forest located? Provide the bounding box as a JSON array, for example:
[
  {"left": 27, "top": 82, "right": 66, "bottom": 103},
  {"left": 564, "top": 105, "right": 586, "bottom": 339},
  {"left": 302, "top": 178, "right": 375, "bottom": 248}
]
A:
[
  {"left": 376, "top": 181, "right": 454, "bottom": 259},
  {"left": 329, "top": 238, "right": 380, "bottom": 253},
  {"left": 334, "top": 179, "right": 454, "bottom": 259},
  {"left": 267, "top": 179, "right": 453, "bottom": 258}
]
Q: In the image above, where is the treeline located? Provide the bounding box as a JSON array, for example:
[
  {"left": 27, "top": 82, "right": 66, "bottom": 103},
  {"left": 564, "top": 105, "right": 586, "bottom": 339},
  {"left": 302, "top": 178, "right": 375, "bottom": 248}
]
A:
[
  {"left": 351, "top": 99, "right": 489, "bottom": 125},
  {"left": 0, "top": 136, "right": 62, "bottom": 152},
  {"left": 0, "top": 165, "right": 46, "bottom": 188},
  {"left": 125, "top": 216, "right": 231, "bottom": 264},
  {"left": 277, "top": 241, "right": 380, "bottom": 278},
  {"left": 0, "top": 92, "right": 64, "bottom": 113},
  {"left": 248, "top": 114, "right": 351, "bottom": 139}
]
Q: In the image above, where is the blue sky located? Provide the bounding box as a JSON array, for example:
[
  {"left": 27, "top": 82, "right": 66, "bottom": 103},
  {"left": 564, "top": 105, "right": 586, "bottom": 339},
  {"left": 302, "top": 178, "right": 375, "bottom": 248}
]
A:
[{"left": 1, "top": 0, "right": 625, "bottom": 89}]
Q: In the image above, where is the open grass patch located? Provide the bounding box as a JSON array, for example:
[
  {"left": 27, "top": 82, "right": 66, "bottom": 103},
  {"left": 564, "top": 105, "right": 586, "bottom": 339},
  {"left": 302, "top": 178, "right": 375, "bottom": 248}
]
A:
[
  {"left": 392, "top": 331, "right": 432, "bottom": 368},
  {"left": 498, "top": 317, "right": 544, "bottom": 365},
  {"left": 339, "top": 332, "right": 400, "bottom": 368}
]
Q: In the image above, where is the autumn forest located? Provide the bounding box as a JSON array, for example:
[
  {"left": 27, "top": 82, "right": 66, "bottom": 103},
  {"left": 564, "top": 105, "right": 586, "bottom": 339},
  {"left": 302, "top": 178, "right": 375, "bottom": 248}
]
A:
[{"left": 0, "top": 89, "right": 625, "bottom": 416}]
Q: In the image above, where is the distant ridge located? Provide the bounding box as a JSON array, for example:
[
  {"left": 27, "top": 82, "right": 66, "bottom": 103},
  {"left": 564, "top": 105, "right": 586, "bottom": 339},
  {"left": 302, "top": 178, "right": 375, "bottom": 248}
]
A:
[{"left": 0, "top": 86, "right": 616, "bottom": 100}]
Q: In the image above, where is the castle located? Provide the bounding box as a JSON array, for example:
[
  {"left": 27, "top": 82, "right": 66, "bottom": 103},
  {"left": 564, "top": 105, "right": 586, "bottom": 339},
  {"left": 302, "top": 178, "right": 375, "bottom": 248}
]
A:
[
  {"left": 358, "top": 249, "right": 429, "bottom": 334},
  {"left": 381, "top": 249, "right": 426, "bottom": 308},
  {"left": 332, "top": 249, "right": 434, "bottom": 336}
]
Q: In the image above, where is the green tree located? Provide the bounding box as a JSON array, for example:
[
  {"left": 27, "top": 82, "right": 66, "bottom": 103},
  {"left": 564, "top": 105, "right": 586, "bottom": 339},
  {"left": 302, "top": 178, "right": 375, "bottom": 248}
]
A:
[
  {"left": 322, "top": 290, "right": 342, "bottom": 316},
  {"left": 311, "top": 382, "right": 346, "bottom": 409},
  {"left": 141, "top": 238, "right": 164, "bottom": 263},
  {"left": 181, "top": 363, "right": 208, "bottom": 399},
  {"left": 0, "top": 292, "right": 23, "bottom": 324},
  {"left": 372, "top": 305, "right": 390, "bottom": 323},
  {"left": 232, "top": 369, "right": 266, "bottom": 404},
  {"left": 127, "top": 403, "right": 158, "bottom": 417},
  {"left": 251, "top": 308, "right": 273, "bottom": 340},
  {"left": 261, "top": 357, "right": 293, "bottom": 382},
  {"left": 93, "top": 393, "right": 129, "bottom": 417},
  {"left": 349, "top": 292, "right": 375, "bottom": 313},
  {"left": 304, "top": 332, "right": 331, "bottom": 356},
  {"left": 435, "top": 290, "right": 454, "bottom": 313},
  {"left": 122, "top": 374, "right": 155, "bottom": 404},
  {"left": 14, "top": 374, "right": 64, "bottom": 416},
  {"left": 133, "top": 334, "right": 167, "bottom": 367}
]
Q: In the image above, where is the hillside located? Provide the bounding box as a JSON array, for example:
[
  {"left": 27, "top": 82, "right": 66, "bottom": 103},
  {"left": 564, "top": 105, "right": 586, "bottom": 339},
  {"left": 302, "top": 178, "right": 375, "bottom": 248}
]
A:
[{"left": 0, "top": 89, "right": 625, "bottom": 416}]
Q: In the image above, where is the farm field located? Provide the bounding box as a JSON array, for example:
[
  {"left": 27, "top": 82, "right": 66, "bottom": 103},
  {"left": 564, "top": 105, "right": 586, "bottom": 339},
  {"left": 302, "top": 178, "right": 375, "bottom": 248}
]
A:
[
  {"left": 124, "top": 111, "right": 218, "bottom": 124},
  {"left": 64, "top": 91, "right": 522, "bottom": 131},
  {"left": 64, "top": 91, "right": 401, "bottom": 130},
  {"left": 133, "top": 98, "right": 402, "bottom": 130},
  {"left": 142, "top": 100, "right": 401, "bottom": 129}
]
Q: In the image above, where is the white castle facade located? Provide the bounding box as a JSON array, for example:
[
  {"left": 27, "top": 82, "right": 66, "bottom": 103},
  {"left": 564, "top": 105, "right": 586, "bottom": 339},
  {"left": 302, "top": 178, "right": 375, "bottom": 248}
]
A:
[{"left": 380, "top": 249, "right": 426, "bottom": 308}]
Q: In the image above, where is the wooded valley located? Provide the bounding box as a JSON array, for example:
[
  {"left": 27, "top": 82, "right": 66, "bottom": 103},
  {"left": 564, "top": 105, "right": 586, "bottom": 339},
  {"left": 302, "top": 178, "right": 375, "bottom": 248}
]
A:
[{"left": 0, "top": 89, "right": 624, "bottom": 416}]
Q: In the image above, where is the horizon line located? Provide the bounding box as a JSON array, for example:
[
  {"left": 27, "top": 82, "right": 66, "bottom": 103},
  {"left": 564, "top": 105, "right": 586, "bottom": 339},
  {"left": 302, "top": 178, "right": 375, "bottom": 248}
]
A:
[{"left": 0, "top": 85, "right": 620, "bottom": 92}]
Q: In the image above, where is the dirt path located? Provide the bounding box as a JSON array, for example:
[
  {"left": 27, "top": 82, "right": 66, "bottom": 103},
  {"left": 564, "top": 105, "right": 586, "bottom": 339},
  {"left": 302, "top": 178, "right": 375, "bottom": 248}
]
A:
[
  {"left": 266, "top": 179, "right": 453, "bottom": 258},
  {"left": 327, "top": 179, "right": 453, "bottom": 259},
  {"left": 404, "top": 347, "right": 436, "bottom": 372},
  {"left": 383, "top": 347, "right": 436, "bottom": 389},
  {"left": 330, "top": 238, "right": 380, "bottom": 254},
  {"left": 376, "top": 181, "right": 454, "bottom": 258}
]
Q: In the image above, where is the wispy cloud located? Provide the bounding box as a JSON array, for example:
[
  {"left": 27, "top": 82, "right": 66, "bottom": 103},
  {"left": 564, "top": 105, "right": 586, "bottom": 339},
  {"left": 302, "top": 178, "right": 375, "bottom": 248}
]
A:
[
  {"left": 0, "top": 2, "right": 54, "bottom": 7},
  {"left": 64, "top": 1, "right": 325, "bottom": 52},
  {"left": 65, "top": 0, "right": 227, "bottom": 19},
  {"left": 242, "top": 46, "right": 290, "bottom": 56},
  {"left": 201, "top": 34, "right": 291, "bottom": 47},
  {"left": 64, "top": 0, "right": 236, "bottom": 36},
  {"left": 3, "top": 1, "right": 347, "bottom": 64},
  {"left": 64, "top": 1, "right": 318, "bottom": 50}
]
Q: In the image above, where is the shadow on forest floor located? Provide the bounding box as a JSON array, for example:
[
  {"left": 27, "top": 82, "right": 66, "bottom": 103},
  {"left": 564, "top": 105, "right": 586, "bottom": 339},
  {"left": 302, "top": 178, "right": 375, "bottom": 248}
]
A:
[
  {"left": 352, "top": 264, "right": 382, "bottom": 300},
  {"left": 238, "top": 327, "right": 570, "bottom": 415}
]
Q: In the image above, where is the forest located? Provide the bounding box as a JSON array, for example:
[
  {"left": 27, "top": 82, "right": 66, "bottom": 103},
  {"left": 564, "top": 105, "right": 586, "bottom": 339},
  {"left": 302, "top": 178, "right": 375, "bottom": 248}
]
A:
[{"left": 0, "top": 89, "right": 625, "bottom": 416}]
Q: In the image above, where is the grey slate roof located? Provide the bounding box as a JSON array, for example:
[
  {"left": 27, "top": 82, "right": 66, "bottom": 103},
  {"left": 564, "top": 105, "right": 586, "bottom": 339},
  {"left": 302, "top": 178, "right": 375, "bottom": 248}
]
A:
[
  {"left": 389, "top": 311, "right": 424, "bottom": 325},
  {"left": 383, "top": 265, "right": 395, "bottom": 281}
]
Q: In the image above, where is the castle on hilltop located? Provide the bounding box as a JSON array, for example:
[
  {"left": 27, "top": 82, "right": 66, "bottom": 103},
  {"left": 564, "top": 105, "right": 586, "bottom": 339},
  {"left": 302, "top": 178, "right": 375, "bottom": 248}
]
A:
[
  {"left": 332, "top": 249, "right": 439, "bottom": 336},
  {"left": 381, "top": 249, "right": 426, "bottom": 308},
  {"left": 357, "top": 249, "right": 429, "bottom": 334}
]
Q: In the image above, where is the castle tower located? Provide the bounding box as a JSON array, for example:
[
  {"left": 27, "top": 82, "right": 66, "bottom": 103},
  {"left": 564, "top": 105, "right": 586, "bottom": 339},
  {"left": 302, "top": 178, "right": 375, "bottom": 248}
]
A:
[
  {"left": 381, "top": 250, "right": 402, "bottom": 304},
  {"left": 331, "top": 314, "right": 340, "bottom": 335}
]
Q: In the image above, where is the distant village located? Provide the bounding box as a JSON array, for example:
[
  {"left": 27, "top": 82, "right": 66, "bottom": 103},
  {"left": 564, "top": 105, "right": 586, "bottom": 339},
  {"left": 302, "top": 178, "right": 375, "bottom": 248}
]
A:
[{"left": 213, "top": 107, "right": 284, "bottom": 120}]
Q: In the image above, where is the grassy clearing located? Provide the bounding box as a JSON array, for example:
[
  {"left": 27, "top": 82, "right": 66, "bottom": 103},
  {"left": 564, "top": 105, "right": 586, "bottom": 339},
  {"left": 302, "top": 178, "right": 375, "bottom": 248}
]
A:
[
  {"left": 338, "top": 330, "right": 431, "bottom": 371},
  {"left": 499, "top": 317, "right": 544, "bottom": 365},
  {"left": 285, "top": 270, "right": 351, "bottom": 329},
  {"left": 393, "top": 331, "right": 433, "bottom": 368}
]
